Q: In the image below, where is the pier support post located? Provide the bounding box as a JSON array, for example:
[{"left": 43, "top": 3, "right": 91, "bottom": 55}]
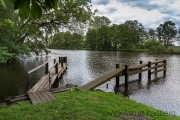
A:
[
  {"left": 45, "top": 63, "right": 49, "bottom": 74},
  {"left": 64, "top": 57, "right": 67, "bottom": 64},
  {"left": 59, "top": 57, "right": 64, "bottom": 67},
  {"left": 54, "top": 59, "right": 56, "bottom": 64},
  {"left": 163, "top": 60, "right": 167, "bottom": 76},
  {"left": 139, "top": 61, "right": 142, "bottom": 83},
  {"left": 55, "top": 63, "right": 58, "bottom": 74},
  {"left": 115, "top": 64, "right": 120, "bottom": 91},
  {"left": 155, "top": 59, "right": 158, "bottom": 77},
  {"left": 148, "top": 61, "right": 151, "bottom": 83},
  {"left": 125, "top": 65, "right": 129, "bottom": 89},
  {"left": 59, "top": 57, "right": 61, "bottom": 63}
]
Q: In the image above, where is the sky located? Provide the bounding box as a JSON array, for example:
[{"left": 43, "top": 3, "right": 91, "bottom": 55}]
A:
[{"left": 91, "top": 0, "right": 180, "bottom": 31}]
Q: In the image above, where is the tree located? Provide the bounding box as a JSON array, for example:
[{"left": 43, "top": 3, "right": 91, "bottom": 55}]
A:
[
  {"left": 96, "top": 25, "right": 111, "bottom": 50},
  {"left": 0, "top": 0, "right": 94, "bottom": 63},
  {"left": 85, "top": 28, "right": 96, "bottom": 50},
  {"left": 147, "top": 29, "right": 156, "bottom": 39},
  {"left": 90, "top": 16, "right": 111, "bottom": 29},
  {"left": 9, "top": 0, "right": 58, "bottom": 19},
  {"left": 124, "top": 20, "right": 145, "bottom": 44},
  {"left": 156, "top": 21, "right": 177, "bottom": 48}
]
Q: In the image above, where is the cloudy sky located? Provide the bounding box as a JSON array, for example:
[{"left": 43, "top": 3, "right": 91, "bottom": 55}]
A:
[{"left": 91, "top": 0, "right": 180, "bottom": 30}]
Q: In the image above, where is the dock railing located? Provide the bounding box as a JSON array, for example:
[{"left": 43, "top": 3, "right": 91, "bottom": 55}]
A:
[{"left": 25, "top": 56, "right": 67, "bottom": 92}]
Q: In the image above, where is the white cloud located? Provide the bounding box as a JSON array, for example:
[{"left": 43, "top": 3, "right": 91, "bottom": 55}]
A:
[{"left": 91, "top": 0, "right": 180, "bottom": 30}]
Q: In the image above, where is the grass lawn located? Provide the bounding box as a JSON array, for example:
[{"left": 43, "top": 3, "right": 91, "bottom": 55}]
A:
[{"left": 0, "top": 89, "right": 179, "bottom": 120}]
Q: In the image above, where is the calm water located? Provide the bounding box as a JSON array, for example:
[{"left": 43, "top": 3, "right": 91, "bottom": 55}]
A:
[{"left": 0, "top": 49, "right": 180, "bottom": 115}]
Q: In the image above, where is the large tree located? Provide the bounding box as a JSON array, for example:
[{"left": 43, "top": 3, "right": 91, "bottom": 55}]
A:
[
  {"left": 147, "top": 29, "right": 156, "bottom": 39},
  {"left": 156, "top": 21, "right": 177, "bottom": 48},
  {"left": 0, "top": 0, "right": 95, "bottom": 63},
  {"left": 90, "top": 16, "right": 111, "bottom": 29},
  {"left": 124, "top": 20, "right": 146, "bottom": 44}
]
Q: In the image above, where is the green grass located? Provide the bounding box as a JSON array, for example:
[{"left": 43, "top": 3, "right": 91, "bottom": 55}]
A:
[{"left": 0, "top": 89, "right": 179, "bottom": 120}]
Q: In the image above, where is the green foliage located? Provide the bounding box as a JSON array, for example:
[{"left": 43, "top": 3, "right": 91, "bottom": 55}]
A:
[
  {"left": 165, "top": 47, "right": 180, "bottom": 54},
  {"left": 85, "top": 20, "right": 146, "bottom": 51},
  {"left": 144, "top": 39, "right": 166, "bottom": 53},
  {"left": 9, "top": 0, "right": 58, "bottom": 19},
  {"left": 48, "top": 32, "right": 84, "bottom": 50},
  {"left": 156, "top": 21, "right": 177, "bottom": 48},
  {"left": 0, "top": 47, "right": 14, "bottom": 64},
  {"left": 0, "top": 0, "right": 6, "bottom": 9},
  {"left": 0, "top": 90, "right": 179, "bottom": 119}
]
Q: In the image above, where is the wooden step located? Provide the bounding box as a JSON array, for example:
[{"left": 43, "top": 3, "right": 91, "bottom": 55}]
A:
[{"left": 27, "top": 91, "right": 55, "bottom": 105}]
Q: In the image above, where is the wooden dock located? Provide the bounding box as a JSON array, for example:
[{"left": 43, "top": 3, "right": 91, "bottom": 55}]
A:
[
  {"left": 25, "top": 56, "right": 67, "bottom": 104},
  {"left": 78, "top": 59, "right": 167, "bottom": 91}
]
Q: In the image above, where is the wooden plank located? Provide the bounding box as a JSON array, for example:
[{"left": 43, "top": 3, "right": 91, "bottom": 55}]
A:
[
  {"left": 44, "top": 91, "right": 55, "bottom": 100},
  {"left": 27, "top": 92, "right": 38, "bottom": 105},
  {"left": 129, "top": 64, "right": 166, "bottom": 76},
  {"left": 129, "top": 63, "right": 148, "bottom": 70},
  {"left": 40, "top": 91, "right": 52, "bottom": 102},
  {"left": 36, "top": 91, "right": 48, "bottom": 102},
  {"left": 31, "top": 92, "right": 43, "bottom": 104},
  {"left": 151, "top": 68, "right": 167, "bottom": 74},
  {"left": 27, "top": 57, "right": 59, "bottom": 74},
  {"left": 78, "top": 68, "right": 124, "bottom": 91},
  {"left": 129, "top": 60, "right": 164, "bottom": 70}
]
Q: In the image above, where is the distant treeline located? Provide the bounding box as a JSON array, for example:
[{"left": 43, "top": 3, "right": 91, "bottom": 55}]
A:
[{"left": 48, "top": 19, "right": 180, "bottom": 53}]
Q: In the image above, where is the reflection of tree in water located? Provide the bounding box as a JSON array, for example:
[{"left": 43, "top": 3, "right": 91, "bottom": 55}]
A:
[
  {"left": 86, "top": 51, "right": 143, "bottom": 79},
  {"left": 0, "top": 56, "right": 50, "bottom": 102}
]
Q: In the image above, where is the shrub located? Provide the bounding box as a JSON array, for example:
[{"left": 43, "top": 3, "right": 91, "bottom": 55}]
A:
[{"left": 144, "top": 39, "right": 165, "bottom": 53}]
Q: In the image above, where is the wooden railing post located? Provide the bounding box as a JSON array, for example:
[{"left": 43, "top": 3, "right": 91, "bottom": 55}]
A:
[
  {"left": 55, "top": 63, "right": 58, "bottom": 74},
  {"left": 115, "top": 64, "right": 120, "bottom": 88},
  {"left": 155, "top": 59, "right": 158, "bottom": 77},
  {"left": 163, "top": 60, "right": 167, "bottom": 76},
  {"left": 45, "top": 63, "right": 48, "bottom": 74},
  {"left": 64, "top": 57, "right": 67, "bottom": 64},
  {"left": 125, "top": 65, "right": 129, "bottom": 89},
  {"left": 59, "top": 57, "right": 61, "bottom": 63},
  {"left": 148, "top": 61, "right": 151, "bottom": 83},
  {"left": 139, "top": 61, "right": 142, "bottom": 83},
  {"left": 61, "top": 58, "right": 64, "bottom": 67},
  {"left": 54, "top": 59, "right": 56, "bottom": 64}
]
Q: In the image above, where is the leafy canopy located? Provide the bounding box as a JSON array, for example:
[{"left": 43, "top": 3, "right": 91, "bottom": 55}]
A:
[{"left": 9, "top": 0, "right": 58, "bottom": 19}]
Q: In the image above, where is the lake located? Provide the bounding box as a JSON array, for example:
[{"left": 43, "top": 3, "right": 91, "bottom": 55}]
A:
[{"left": 0, "top": 49, "right": 180, "bottom": 115}]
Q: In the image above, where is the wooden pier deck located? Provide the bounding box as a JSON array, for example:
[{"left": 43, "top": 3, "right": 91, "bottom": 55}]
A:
[{"left": 26, "top": 57, "right": 67, "bottom": 104}]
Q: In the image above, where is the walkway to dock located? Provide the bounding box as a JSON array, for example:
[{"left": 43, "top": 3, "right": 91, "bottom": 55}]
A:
[
  {"left": 78, "top": 60, "right": 166, "bottom": 91},
  {"left": 25, "top": 57, "right": 67, "bottom": 104}
]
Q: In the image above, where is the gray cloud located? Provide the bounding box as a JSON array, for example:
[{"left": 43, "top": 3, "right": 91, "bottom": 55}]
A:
[
  {"left": 117, "top": 0, "right": 160, "bottom": 11},
  {"left": 92, "top": 0, "right": 110, "bottom": 5},
  {"left": 106, "top": 7, "right": 117, "bottom": 13}
]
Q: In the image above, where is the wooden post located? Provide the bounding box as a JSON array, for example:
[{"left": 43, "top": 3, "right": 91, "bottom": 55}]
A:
[
  {"left": 54, "top": 59, "right": 56, "bottom": 64},
  {"left": 155, "top": 59, "right": 158, "bottom": 77},
  {"left": 59, "top": 57, "right": 61, "bottom": 63},
  {"left": 64, "top": 57, "right": 67, "bottom": 64},
  {"left": 61, "top": 58, "right": 64, "bottom": 67},
  {"left": 139, "top": 61, "right": 142, "bottom": 83},
  {"left": 115, "top": 64, "right": 120, "bottom": 88},
  {"left": 55, "top": 63, "right": 58, "bottom": 74},
  {"left": 163, "top": 60, "right": 167, "bottom": 76},
  {"left": 148, "top": 61, "right": 151, "bottom": 83},
  {"left": 125, "top": 65, "right": 129, "bottom": 89},
  {"left": 45, "top": 63, "right": 48, "bottom": 74}
]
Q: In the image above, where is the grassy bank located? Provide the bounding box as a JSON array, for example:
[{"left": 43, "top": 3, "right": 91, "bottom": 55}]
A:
[{"left": 0, "top": 90, "right": 179, "bottom": 120}]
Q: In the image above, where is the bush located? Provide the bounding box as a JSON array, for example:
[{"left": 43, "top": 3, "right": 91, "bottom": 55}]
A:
[
  {"left": 0, "top": 47, "right": 15, "bottom": 64},
  {"left": 144, "top": 39, "right": 165, "bottom": 53}
]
